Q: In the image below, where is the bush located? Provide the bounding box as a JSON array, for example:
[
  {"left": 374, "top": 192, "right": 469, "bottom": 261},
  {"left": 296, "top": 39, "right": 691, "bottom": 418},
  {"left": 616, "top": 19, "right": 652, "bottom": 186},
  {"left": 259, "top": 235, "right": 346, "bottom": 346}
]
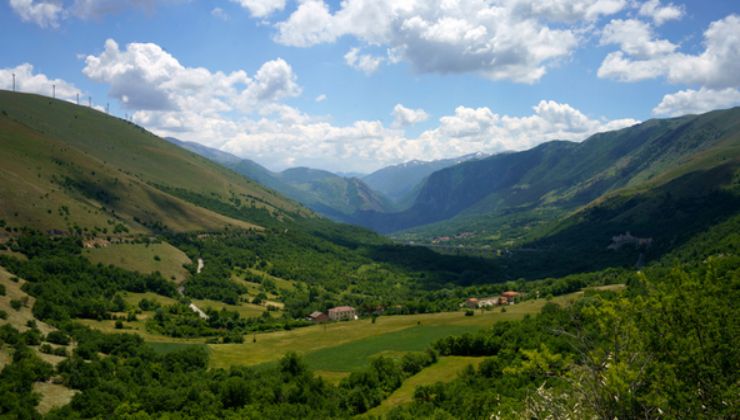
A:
[
  {"left": 10, "top": 299, "right": 23, "bottom": 311},
  {"left": 0, "top": 284, "right": 5, "bottom": 296},
  {"left": 115, "top": 320, "right": 124, "bottom": 329},
  {"left": 0, "top": 310, "right": 7, "bottom": 320},
  {"left": 46, "top": 331, "right": 70, "bottom": 346},
  {"left": 23, "top": 329, "right": 43, "bottom": 346},
  {"left": 464, "top": 309, "right": 474, "bottom": 317}
]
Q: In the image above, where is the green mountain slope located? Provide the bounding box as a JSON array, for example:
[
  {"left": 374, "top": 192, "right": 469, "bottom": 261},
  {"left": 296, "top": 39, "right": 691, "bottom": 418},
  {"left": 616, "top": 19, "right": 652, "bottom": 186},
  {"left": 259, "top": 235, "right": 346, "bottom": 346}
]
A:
[
  {"left": 165, "top": 138, "right": 393, "bottom": 222},
  {"left": 361, "top": 107, "right": 740, "bottom": 239},
  {"left": 0, "top": 91, "right": 307, "bottom": 233}
]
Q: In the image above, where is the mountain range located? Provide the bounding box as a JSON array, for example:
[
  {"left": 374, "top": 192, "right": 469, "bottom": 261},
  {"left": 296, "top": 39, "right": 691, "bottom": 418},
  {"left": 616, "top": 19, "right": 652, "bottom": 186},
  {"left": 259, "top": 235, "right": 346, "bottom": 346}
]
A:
[
  {"left": 356, "top": 108, "right": 740, "bottom": 243},
  {"left": 2, "top": 90, "right": 738, "bottom": 276},
  {"left": 165, "top": 137, "right": 394, "bottom": 222}
]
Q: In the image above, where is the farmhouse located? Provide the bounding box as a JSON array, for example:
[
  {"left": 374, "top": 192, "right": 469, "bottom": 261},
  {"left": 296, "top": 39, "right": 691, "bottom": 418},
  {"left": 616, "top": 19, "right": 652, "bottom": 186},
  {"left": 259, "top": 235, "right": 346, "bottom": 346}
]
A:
[
  {"left": 463, "top": 291, "right": 521, "bottom": 308},
  {"left": 477, "top": 297, "right": 499, "bottom": 307},
  {"left": 308, "top": 311, "right": 329, "bottom": 323},
  {"left": 328, "top": 306, "right": 357, "bottom": 321},
  {"left": 501, "top": 291, "right": 520, "bottom": 299},
  {"left": 463, "top": 298, "right": 479, "bottom": 308}
]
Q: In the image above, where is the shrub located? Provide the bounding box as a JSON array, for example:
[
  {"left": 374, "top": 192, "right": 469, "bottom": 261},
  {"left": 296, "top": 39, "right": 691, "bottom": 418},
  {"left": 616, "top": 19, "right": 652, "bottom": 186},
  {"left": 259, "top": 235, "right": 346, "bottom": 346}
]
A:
[
  {"left": 0, "top": 284, "right": 5, "bottom": 296},
  {"left": 464, "top": 309, "right": 474, "bottom": 317},
  {"left": 10, "top": 299, "right": 23, "bottom": 311},
  {"left": 46, "top": 331, "right": 70, "bottom": 346},
  {"left": 0, "top": 310, "right": 7, "bottom": 320},
  {"left": 24, "top": 329, "right": 43, "bottom": 346},
  {"left": 115, "top": 320, "right": 124, "bottom": 329}
]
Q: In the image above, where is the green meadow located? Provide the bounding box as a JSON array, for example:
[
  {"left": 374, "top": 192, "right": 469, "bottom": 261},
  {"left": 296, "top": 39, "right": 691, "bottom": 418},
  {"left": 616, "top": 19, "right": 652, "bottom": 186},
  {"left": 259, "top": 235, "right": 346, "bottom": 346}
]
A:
[{"left": 83, "top": 242, "right": 192, "bottom": 284}]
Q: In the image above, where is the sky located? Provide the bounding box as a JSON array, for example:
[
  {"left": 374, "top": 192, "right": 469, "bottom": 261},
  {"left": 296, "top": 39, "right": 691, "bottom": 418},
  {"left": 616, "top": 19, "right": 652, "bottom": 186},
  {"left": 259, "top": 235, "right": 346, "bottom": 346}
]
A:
[{"left": 1, "top": 0, "right": 739, "bottom": 173}]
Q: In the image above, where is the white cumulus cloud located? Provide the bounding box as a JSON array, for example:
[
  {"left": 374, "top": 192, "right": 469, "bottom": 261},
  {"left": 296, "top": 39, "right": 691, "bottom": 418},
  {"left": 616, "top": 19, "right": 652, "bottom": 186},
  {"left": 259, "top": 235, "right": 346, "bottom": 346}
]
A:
[
  {"left": 598, "top": 14, "right": 740, "bottom": 88},
  {"left": 344, "top": 48, "right": 383, "bottom": 75},
  {"left": 9, "top": 0, "right": 64, "bottom": 28},
  {"left": 82, "top": 39, "right": 300, "bottom": 113},
  {"left": 9, "top": 0, "right": 179, "bottom": 27},
  {"left": 0, "top": 63, "right": 82, "bottom": 101},
  {"left": 274, "top": 0, "right": 626, "bottom": 83},
  {"left": 392, "top": 104, "right": 429, "bottom": 128},
  {"left": 638, "top": 0, "right": 683, "bottom": 26},
  {"left": 653, "top": 88, "right": 740, "bottom": 116},
  {"left": 231, "top": 0, "right": 286, "bottom": 18}
]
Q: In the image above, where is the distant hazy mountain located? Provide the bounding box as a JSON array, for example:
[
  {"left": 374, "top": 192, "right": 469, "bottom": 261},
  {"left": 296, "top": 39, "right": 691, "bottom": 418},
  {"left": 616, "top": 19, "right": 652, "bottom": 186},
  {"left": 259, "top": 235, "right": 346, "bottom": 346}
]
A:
[
  {"left": 164, "top": 138, "right": 392, "bottom": 221},
  {"left": 354, "top": 107, "right": 740, "bottom": 240},
  {"left": 362, "top": 152, "right": 489, "bottom": 205}
]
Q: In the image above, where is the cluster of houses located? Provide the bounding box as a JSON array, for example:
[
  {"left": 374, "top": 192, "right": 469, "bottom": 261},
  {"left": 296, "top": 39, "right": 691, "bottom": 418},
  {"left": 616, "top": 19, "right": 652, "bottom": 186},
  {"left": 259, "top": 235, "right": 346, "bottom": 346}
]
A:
[
  {"left": 463, "top": 291, "right": 520, "bottom": 309},
  {"left": 307, "top": 306, "right": 358, "bottom": 323}
]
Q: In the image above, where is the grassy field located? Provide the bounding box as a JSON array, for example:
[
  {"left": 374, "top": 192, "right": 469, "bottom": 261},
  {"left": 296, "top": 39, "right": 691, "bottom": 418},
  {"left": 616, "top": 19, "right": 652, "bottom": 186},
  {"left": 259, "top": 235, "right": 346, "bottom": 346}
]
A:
[
  {"left": 208, "top": 293, "right": 581, "bottom": 370},
  {"left": 244, "top": 268, "right": 297, "bottom": 291},
  {"left": 365, "top": 356, "right": 486, "bottom": 417},
  {"left": 191, "top": 298, "right": 271, "bottom": 319},
  {"left": 33, "top": 382, "right": 78, "bottom": 415},
  {"left": 74, "top": 318, "right": 206, "bottom": 344},
  {"left": 302, "top": 325, "right": 482, "bottom": 372},
  {"left": 122, "top": 291, "right": 179, "bottom": 307},
  {"left": 146, "top": 342, "right": 207, "bottom": 354},
  {"left": 83, "top": 242, "right": 191, "bottom": 284}
]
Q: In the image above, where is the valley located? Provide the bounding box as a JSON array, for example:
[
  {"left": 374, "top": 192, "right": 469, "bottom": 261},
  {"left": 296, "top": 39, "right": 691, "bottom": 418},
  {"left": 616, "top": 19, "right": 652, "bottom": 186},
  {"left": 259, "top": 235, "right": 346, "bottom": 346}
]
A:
[{"left": 0, "top": 91, "right": 737, "bottom": 419}]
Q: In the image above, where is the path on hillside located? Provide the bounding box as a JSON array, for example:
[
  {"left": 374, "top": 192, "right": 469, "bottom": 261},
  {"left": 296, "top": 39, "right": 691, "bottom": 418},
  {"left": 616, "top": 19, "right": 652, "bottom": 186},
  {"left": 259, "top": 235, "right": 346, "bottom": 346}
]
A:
[{"left": 176, "top": 258, "right": 208, "bottom": 320}]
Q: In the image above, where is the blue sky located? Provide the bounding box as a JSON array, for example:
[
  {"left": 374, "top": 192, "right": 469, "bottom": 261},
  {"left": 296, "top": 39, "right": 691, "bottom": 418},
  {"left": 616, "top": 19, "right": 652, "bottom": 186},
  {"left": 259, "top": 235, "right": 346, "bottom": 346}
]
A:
[{"left": 1, "top": 0, "right": 739, "bottom": 173}]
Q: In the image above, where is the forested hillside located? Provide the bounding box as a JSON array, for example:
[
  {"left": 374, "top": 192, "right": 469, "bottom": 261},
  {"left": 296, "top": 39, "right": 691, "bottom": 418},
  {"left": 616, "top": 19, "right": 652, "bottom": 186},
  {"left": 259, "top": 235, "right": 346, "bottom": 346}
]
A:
[
  {"left": 167, "top": 137, "right": 394, "bottom": 222},
  {"left": 362, "top": 107, "right": 740, "bottom": 239}
]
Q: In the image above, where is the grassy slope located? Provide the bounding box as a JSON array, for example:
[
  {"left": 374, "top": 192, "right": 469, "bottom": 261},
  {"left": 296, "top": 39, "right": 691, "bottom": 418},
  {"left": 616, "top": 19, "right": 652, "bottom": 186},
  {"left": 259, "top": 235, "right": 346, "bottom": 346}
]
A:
[
  {"left": 0, "top": 91, "right": 307, "bottom": 232},
  {"left": 83, "top": 242, "right": 192, "bottom": 284},
  {"left": 33, "top": 383, "right": 78, "bottom": 415},
  {"left": 0, "top": 266, "right": 55, "bottom": 335}
]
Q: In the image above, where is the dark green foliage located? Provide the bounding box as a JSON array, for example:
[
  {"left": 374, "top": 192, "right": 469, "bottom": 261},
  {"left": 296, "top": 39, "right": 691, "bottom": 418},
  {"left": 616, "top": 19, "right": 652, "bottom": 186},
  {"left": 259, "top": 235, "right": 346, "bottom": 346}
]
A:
[
  {"left": 339, "top": 353, "right": 436, "bottom": 415},
  {"left": 0, "top": 325, "right": 54, "bottom": 418},
  {"left": 0, "top": 284, "right": 5, "bottom": 296},
  {"left": 0, "top": 310, "right": 6, "bottom": 320},
  {"left": 46, "top": 331, "right": 69, "bottom": 346},
  {"left": 10, "top": 299, "right": 22, "bottom": 311},
  {"left": 394, "top": 258, "right": 739, "bottom": 419},
  {"left": 0, "top": 235, "right": 176, "bottom": 323}
]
